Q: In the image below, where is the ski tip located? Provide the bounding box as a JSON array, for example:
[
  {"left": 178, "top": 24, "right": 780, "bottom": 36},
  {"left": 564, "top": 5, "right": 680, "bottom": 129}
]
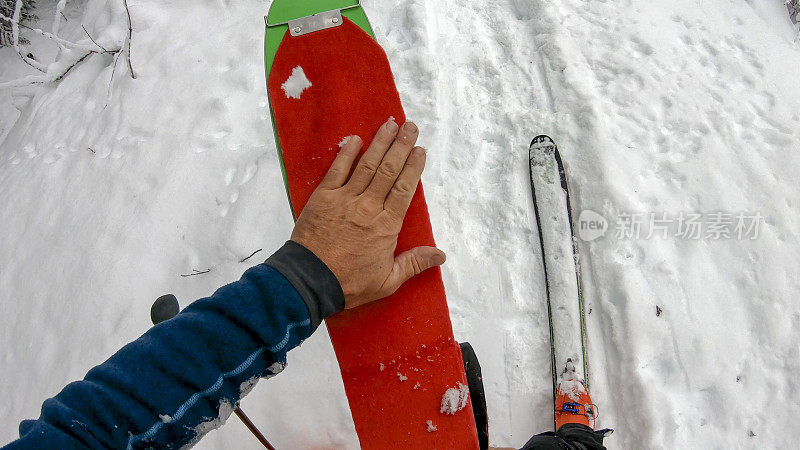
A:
[
  {"left": 529, "top": 135, "right": 567, "bottom": 188},
  {"left": 151, "top": 294, "right": 180, "bottom": 325},
  {"left": 529, "top": 135, "right": 555, "bottom": 150}
]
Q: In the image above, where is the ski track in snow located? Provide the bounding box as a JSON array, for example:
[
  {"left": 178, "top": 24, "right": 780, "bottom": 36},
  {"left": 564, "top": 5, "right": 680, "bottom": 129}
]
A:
[{"left": 1, "top": 0, "right": 800, "bottom": 449}]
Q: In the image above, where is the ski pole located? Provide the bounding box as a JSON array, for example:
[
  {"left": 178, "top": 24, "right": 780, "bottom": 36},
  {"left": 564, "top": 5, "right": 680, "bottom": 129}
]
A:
[
  {"left": 234, "top": 408, "right": 275, "bottom": 450},
  {"left": 151, "top": 294, "right": 277, "bottom": 450}
]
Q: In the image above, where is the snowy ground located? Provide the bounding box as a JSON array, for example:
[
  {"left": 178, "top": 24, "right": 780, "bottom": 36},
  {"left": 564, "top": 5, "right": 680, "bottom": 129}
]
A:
[{"left": 2, "top": 0, "right": 800, "bottom": 448}]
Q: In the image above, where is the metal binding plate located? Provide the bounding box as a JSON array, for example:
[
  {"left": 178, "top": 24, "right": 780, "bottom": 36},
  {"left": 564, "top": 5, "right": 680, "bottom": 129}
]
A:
[
  {"left": 287, "top": 9, "right": 344, "bottom": 36},
  {"left": 265, "top": 0, "right": 361, "bottom": 29}
]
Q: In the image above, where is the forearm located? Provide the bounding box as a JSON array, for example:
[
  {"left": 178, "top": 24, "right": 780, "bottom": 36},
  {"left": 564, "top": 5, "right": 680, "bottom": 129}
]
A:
[{"left": 5, "top": 242, "right": 344, "bottom": 450}]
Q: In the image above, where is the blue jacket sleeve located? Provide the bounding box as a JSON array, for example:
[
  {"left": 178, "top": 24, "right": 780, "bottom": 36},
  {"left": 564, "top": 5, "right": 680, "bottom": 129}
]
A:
[{"left": 3, "top": 241, "right": 345, "bottom": 450}]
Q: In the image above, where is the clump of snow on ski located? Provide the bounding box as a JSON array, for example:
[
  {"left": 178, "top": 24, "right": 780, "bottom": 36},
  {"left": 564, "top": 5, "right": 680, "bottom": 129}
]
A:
[
  {"left": 558, "top": 380, "right": 584, "bottom": 403},
  {"left": 426, "top": 420, "right": 438, "bottom": 432},
  {"left": 558, "top": 359, "right": 582, "bottom": 402},
  {"left": 281, "top": 66, "right": 312, "bottom": 99},
  {"left": 440, "top": 382, "right": 470, "bottom": 415}
]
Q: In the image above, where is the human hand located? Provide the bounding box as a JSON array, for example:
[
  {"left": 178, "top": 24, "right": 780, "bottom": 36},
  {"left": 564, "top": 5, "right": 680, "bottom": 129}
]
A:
[{"left": 290, "top": 119, "right": 446, "bottom": 310}]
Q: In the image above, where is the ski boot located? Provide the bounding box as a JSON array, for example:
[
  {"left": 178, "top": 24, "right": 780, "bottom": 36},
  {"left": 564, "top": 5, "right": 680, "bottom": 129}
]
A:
[{"left": 554, "top": 359, "right": 597, "bottom": 430}]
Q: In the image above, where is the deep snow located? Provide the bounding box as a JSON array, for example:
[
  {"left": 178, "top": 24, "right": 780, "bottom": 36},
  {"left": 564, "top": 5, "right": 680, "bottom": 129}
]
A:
[{"left": 1, "top": 0, "right": 800, "bottom": 449}]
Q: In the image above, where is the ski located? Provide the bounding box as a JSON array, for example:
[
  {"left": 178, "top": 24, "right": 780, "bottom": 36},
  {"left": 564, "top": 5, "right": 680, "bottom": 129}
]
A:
[
  {"left": 528, "top": 135, "right": 590, "bottom": 426},
  {"left": 264, "top": 1, "right": 479, "bottom": 448}
]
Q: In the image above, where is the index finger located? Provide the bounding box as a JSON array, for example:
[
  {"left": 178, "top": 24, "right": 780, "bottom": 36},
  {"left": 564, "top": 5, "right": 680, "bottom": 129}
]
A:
[{"left": 318, "top": 135, "right": 362, "bottom": 189}]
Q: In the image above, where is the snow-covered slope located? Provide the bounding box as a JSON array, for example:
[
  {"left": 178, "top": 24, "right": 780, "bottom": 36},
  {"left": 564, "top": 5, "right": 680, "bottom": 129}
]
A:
[{"left": 1, "top": 0, "right": 799, "bottom": 448}]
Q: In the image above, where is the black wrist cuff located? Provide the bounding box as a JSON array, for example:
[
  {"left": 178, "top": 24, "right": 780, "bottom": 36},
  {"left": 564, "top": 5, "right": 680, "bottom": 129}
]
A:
[{"left": 265, "top": 240, "right": 345, "bottom": 332}]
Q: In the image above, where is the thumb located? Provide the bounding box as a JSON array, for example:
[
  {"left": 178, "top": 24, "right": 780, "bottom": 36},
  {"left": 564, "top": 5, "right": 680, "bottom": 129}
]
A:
[{"left": 382, "top": 246, "right": 446, "bottom": 295}]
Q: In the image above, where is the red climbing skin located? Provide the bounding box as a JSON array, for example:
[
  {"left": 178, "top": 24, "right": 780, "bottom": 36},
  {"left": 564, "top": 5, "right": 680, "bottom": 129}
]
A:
[{"left": 267, "top": 19, "right": 479, "bottom": 449}]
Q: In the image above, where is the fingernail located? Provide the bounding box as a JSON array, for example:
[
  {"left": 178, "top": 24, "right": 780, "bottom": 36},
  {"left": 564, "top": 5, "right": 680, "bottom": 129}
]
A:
[
  {"left": 403, "top": 121, "right": 418, "bottom": 133},
  {"left": 416, "top": 147, "right": 427, "bottom": 156},
  {"left": 386, "top": 117, "right": 399, "bottom": 132},
  {"left": 430, "top": 252, "right": 446, "bottom": 266}
]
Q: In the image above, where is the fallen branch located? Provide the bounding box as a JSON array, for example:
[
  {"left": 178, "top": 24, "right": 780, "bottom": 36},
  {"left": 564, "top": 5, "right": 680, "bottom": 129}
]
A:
[
  {"left": 0, "top": 50, "right": 93, "bottom": 89},
  {"left": 0, "top": 0, "right": 135, "bottom": 94},
  {"left": 3, "top": 15, "right": 98, "bottom": 51},
  {"left": 239, "top": 249, "right": 263, "bottom": 263},
  {"left": 0, "top": 24, "right": 122, "bottom": 91},
  {"left": 181, "top": 268, "right": 212, "bottom": 278},
  {"left": 1, "top": 2, "right": 125, "bottom": 92},
  {"left": 54, "top": 51, "right": 91, "bottom": 82}
]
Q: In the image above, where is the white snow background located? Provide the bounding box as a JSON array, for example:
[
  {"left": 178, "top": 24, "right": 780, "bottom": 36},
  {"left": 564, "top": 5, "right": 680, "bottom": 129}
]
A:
[{"left": 2, "top": 0, "right": 800, "bottom": 448}]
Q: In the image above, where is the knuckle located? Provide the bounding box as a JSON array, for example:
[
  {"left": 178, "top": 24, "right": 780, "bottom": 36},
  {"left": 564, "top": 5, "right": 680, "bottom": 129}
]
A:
[
  {"left": 358, "top": 160, "right": 379, "bottom": 174},
  {"left": 355, "top": 203, "right": 372, "bottom": 217},
  {"left": 409, "top": 254, "right": 424, "bottom": 275},
  {"left": 354, "top": 198, "right": 379, "bottom": 217},
  {"left": 391, "top": 180, "right": 414, "bottom": 196},
  {"left": 377, "top": 162, "right": 399, "bottom": 179}
]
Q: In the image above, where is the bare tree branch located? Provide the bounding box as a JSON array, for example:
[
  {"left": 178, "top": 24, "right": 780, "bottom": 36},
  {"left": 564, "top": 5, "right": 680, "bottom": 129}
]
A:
[
  {"left": 239, "top": 249, "right": 263, "bottom": 263},
  {"left": 0, "top": 45, "right": 124, "bottom": 91},
  {"left": 53, "top": 52, "right": 92, "bottom": 83},
  {"left": 122, "top": 0, "right": 136, "bottom": 79},
  {"left": 82, "top": 25, "right": 109, "bottom": 52},
  {"left": 181, "top": 269, "right": 212, "bottom": 278},
  {"left": 1, "top": 12, "right": 108, "bottom": 53},
  {"left": 0, "top": 1, "right": 129, "bottom": 91},
  {"left": 24, "top": 23, "right": 96, "bottom": 50},
  {"left": 0, "top": 50, "right": 92, "bottom": 89},
  {"left": 27, "top": 23, "right": 94, "bottom": 50}
]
